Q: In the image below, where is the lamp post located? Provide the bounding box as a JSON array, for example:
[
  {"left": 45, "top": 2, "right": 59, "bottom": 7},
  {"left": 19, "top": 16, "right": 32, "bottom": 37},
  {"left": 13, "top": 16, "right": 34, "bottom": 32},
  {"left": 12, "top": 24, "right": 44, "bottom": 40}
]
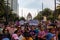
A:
[
  {"left": 54, "top": 0, "right": 60, "bottom": 20},
  {"left": 55, "top": 0, "right": 56, "bottom": 11},
  {"left": 11, "top": 0, "right": 13, "bottom": 11},
  {"left": 53, "top": 0, "right": 56, "bottom": 21},
  {"left": 42, "top": 2, "right": 43, "bottom": 11}
]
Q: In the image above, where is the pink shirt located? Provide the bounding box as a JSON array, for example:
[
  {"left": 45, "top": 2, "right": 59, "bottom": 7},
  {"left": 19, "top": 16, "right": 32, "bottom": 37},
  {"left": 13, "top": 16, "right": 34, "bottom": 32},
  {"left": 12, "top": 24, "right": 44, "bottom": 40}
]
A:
[
  {"left": 9, "top": 27, "right": 16, "bottom": 35},
  {"left": 38, "top": 31, "right": 46, "bottom": 38},
  {"left": 12, "top": 34, "right": 19, "bottom": 40}
]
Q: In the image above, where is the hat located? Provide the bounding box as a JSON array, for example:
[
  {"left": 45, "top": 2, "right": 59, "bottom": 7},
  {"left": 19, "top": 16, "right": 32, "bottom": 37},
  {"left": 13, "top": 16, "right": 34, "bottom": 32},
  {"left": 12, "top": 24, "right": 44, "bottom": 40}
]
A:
[{"left": 12, "top": 34, "right": 19, "bottom": 40}]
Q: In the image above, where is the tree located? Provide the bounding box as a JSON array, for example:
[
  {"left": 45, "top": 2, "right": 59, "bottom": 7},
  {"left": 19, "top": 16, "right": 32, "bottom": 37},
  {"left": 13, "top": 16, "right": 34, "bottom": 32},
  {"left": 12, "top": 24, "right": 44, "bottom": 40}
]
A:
[
  {"left": 0, "top": 0, "right": 19, "bottom": 23},
  {"left": 42, "top": 8, "right": 53, "bottom": 17},
  {"left": 0, "top": 0, "right": 7, "bottom": 23},
  {"left": 19, "top": 17, "right": 25, "bottom": 21},
  {"left": 55, "top": 4, "right": 60, "bottom": 20},
  {"left": 34, "top": 11, "right": 43, "bottom": 21},
  {"left": 34, "top": 8, "right": 53, "bottom": 21},
  {"left": 0, "top": 0, "right": 5, "bottom": 17},
  {"left": 8, "top": 13, "right": 18, "bottom": 21}
]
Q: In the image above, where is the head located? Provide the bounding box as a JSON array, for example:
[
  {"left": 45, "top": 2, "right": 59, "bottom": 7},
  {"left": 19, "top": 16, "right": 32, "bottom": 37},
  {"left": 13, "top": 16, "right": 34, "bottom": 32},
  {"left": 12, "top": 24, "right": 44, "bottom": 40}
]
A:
[
  {"left": 49, "top": 28, "right": 55, "bottom": 34},
  {"left": 24, "top": 27, "right": 29, "bottom": 32},
  {"left": 31, "top": 26, "right": 35, "bottom": 30},
  {"left": 17, "top": 26, "right": 21, "bottom": 30},
  {"left": 3, "top": 28, "right": 9, "bottom": 34},
  {"left": 11, "top": 25, "right": 14, "bottom": 28},
  {"left": 23, "top": 29, "right": 31, "bottom": 39},
  {"left": 40, "top": 26, "right": 44, "bottom": 31},
  {"left": 14, "top": 30, "right": 22, "bottom": 36}
]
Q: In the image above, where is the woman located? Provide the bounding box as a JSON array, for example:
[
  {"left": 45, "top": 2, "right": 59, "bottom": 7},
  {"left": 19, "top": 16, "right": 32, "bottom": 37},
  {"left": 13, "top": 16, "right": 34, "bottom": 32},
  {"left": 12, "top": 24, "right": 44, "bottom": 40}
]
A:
[
  {"left": 29, "top": 27, "right": 36, "bottom": 40},
  {"left": 46, "top": 28, "right": 57, "bottom": 40},
  {"left": 2, "top": 28, "right": 11, "bottom": 40},
  {"left": 12, "top": 30, "right": 20, "bottom": 40},
  {"left": 22, "top": 28, "right": 33, "bottom": 40},
  {"left": 38, "top": 27, "right": 46, "bottom": 40}
]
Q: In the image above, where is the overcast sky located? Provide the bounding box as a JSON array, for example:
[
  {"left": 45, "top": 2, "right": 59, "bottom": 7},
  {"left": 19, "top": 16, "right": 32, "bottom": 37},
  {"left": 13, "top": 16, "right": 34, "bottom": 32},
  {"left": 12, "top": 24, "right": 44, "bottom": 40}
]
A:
[{"left": 18, "top": 0, "right": 59, "bottom": 19}]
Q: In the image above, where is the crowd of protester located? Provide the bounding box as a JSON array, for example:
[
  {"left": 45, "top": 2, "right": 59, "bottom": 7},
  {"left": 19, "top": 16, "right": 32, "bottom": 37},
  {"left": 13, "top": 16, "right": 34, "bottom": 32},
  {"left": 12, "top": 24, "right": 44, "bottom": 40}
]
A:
[{"left": 0, "top": 20, "right": 60, "bottom": 40}]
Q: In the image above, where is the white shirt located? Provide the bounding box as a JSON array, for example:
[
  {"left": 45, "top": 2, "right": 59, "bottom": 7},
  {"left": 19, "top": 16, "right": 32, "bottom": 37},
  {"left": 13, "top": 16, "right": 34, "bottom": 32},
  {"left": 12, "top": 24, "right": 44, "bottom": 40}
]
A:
[{"left": 19, "top": 35, "right": 23, "bottom": 40}]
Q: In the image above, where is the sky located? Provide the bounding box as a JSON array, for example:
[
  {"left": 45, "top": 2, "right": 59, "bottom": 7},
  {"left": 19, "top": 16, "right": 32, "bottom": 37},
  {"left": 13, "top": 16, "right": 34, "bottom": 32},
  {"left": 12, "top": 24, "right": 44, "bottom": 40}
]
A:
[{"left": 18, "top": 0, "right": 59, "bottom": 19}]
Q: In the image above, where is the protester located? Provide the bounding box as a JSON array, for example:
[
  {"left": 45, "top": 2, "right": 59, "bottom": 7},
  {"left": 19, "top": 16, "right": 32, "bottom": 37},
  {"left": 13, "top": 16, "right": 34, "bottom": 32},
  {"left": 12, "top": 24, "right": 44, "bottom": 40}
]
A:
[
  {"left": 23, "top": 27, "right": 33, "bottom": 40},
  {"left": 17, "top": 27, "right": 23, "bottom": 40},
  {"left": 2, "top": 28, "right": 11, "bottom": 40},
  {"left": 29, "top": 26, "right": 36, "bottom": 40},
  {"left": 46, "top": 28, "right": 56, "bottom": 40},
  {"left": 9, "top": 25, "right": 16, "bottom": 35},
  {"left": 38, "top": 26, "right": 46, "bottom": 40},
  {"left": 0, "top": 20, "right": 60, "bottom": 40},
  {"left": 19, "top": 32, "right": 23, "bottom": 40},
  {"left": 12, "top": 30, "right": 19, "bottom": 40}
]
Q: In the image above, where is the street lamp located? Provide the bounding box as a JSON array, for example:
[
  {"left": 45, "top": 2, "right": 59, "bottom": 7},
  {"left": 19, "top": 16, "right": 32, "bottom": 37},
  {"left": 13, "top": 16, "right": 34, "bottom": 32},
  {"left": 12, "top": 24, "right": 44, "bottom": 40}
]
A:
[
  {"left": 55, "top": 0, "right": 56, "bottom": 11},
  {"left": 11, "top": 0, "right": 13, "bottom": 11},
  {"left": 42, "top": 2, "right": 43, "bottom": 11},
  {"left": 42, "top": 0, "right": 43, "bottom": 11},
  {"left": 53, "top": 0, "right": 56, "bottom": 21}
]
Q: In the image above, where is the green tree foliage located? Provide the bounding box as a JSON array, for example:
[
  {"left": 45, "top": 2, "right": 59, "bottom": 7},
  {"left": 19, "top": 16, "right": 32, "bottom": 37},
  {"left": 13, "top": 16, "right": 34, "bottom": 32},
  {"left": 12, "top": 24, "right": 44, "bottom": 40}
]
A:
[
  {"left": 56, "top": 8, "right": 60, "bottom": 16},
  {"left": 0, "top": 0, "right": 19, "bottom": 22},
  {"left": 53, "top": 5, "right": 60, "bottom": 20},
  {"left": 34, "top": 8, "right": 53, "bottom": 21},
  {"left": 34, "top": 7, "right": 60, "bottom": 21},
  {"left": 57, "top": 9, "right": 60, "bottom": 20},
  {"left": 34, "top": 12, "right": 43, "bottom": 21},
  {"left": 0, "top": 0, "right": 5, "bottom": 17},
  {"left": 19, "top": 17, "right": 25, "bottom": 21},
  {"left": 42, "top": 8, "right": 53, "bottom": 16}
]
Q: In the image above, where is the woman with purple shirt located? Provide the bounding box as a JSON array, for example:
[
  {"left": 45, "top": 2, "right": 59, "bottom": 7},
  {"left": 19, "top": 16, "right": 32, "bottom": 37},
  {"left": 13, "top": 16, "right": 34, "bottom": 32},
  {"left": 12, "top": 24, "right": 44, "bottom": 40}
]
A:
[{"left": 38, "top": 27, "right": 46, "bottom": 40}]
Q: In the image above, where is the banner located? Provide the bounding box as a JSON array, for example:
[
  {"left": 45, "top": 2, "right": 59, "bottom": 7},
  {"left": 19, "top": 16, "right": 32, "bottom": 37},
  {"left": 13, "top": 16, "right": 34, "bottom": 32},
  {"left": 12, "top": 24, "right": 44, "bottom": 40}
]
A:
[{"left": 29, "top": 20, "right": 39, "bottom": 26}]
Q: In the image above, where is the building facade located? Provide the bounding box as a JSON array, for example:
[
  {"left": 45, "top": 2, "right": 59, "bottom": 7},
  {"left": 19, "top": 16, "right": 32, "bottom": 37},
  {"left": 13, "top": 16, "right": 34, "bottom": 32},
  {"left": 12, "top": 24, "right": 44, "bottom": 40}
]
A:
[{"left": 5, "top": 0, "right": 19, "bottom": 14}]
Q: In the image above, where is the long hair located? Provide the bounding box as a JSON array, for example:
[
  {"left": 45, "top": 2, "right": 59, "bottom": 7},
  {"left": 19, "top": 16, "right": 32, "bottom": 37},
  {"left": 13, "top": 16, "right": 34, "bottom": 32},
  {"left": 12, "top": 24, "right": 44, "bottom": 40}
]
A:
[
  {"left": 23, "top": 28, "right": 31, "bottom": 40},
  {"left": 3, "top": 28, "right": 9, "bottom": 34}
]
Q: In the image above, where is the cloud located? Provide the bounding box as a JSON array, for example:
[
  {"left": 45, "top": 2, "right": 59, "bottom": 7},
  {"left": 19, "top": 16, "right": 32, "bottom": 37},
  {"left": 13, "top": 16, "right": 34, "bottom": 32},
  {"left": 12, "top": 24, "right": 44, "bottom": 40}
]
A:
[
  {"left": 19, "top": 8, "right": 39, "bottom": 19},
  {"left": 18, "top": 0, "right": 57, "bottom": 18},
  {"left": 18, "top": 0, "right": 55, "bottom": 10},
  {"left": 24, "top": 2, "right": 42, "bottom": 9},
  {"left": 42, "top": 0, "right": 54, "bottom": 10},
  {"left": 18, "top": 0, "right": 36, "bottom": 8}
]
